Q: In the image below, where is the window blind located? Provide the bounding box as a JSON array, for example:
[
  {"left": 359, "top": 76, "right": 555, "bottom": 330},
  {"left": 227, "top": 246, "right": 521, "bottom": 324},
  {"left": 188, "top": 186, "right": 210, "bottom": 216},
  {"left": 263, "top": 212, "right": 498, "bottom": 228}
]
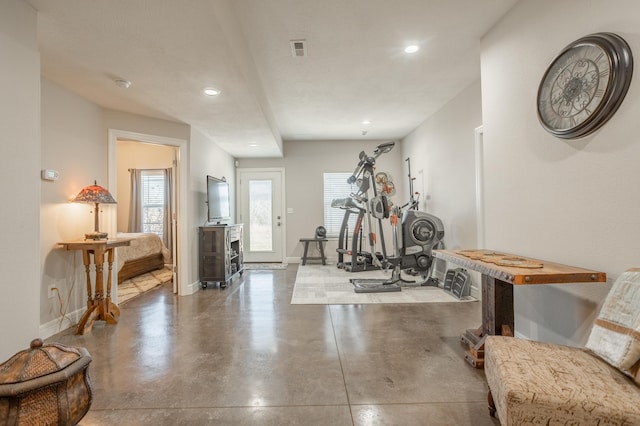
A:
[
  {"left": 323, "top": 172, "right": 358, "bottom": 237},
  {"left": 141, "top": 170, "right": 165, "bottom": 238}
]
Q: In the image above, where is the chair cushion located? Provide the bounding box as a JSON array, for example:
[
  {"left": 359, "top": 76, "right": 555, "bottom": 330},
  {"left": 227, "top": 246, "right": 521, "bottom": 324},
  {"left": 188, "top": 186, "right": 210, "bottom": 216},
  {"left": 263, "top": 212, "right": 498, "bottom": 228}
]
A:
[
  {"left": 586, "top": 268, "right": 640, "bottom": 383},
  {"left": 485, "top": 335, "right": 640, "bottom": 425}
]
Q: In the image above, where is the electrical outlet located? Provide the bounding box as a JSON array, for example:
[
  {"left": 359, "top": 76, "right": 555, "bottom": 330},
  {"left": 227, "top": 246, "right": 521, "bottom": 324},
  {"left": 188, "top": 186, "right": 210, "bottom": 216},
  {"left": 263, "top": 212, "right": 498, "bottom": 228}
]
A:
[{"left": 48, "top": 284, "right": 57, "bottom": 299}]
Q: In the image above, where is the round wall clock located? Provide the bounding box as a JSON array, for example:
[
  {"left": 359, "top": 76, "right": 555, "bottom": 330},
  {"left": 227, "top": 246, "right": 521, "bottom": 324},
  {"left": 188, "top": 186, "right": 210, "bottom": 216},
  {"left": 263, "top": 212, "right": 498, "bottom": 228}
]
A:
[{"left": 537, "top": 32, "right": 633, "bottom": 139}]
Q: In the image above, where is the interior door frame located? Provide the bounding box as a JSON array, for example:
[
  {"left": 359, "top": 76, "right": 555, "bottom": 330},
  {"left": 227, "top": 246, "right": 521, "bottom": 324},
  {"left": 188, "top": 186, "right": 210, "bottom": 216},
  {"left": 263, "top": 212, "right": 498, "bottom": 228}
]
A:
[
  {"left": 471, "top": 125, "right": 485, "bottom": 300},
  {"left": 107, "top": 129, "right": 190, "bottom": 296},
  {"left": 474, "top": 125, "right": 485, "bottom": 249},
  {"left": 236, "top": 167, "right": 286, "bottom": 263}
]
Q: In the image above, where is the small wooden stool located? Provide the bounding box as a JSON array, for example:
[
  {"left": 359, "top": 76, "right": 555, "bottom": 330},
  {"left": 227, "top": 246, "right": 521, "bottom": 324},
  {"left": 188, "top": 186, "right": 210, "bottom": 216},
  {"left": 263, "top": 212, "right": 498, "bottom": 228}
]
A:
[{"left": 299, "top": 238, "right": 328, "bottom": 265}]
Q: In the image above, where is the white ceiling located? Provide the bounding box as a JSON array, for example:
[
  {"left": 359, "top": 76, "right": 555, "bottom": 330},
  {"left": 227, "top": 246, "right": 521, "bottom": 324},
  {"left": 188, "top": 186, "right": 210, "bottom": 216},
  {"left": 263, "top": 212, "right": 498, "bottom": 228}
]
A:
[{"left": 26, "top": 0, "right": 518, "bottom": 158}]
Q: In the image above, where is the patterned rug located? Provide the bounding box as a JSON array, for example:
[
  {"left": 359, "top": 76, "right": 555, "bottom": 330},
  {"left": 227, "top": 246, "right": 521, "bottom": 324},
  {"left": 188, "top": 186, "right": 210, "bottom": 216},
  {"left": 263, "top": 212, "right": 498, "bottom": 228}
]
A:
[
  {"left": 244, "top": 263, "right": 289, "bottom": 270},
  {"left": 291, "top": 264, "right": 476, "bottom": 305},
  {"left": 118, "top": 267, "right": 173, "bottom": 304}
]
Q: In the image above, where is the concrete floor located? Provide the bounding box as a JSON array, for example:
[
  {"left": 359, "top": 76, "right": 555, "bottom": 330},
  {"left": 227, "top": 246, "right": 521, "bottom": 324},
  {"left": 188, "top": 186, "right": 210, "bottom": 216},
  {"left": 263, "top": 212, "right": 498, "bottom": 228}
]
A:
[{"left": 49, "top": 265, "right": 500, "bottom": 425}]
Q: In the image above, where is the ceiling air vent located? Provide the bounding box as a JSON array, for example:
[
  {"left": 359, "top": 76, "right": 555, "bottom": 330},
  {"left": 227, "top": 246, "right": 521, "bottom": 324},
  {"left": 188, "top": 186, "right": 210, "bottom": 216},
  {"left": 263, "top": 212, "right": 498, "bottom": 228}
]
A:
[{"left": 290, "top": 40, "right": 307, "bottom": 57}]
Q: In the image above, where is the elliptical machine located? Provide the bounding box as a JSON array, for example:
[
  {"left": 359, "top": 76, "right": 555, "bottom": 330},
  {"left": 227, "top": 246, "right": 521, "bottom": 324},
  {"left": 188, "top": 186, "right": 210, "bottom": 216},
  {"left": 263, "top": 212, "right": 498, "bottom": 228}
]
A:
[
  {"left": 333, "top": 143, "right": 445, "bottom": 293},
  {"left": 333, "top": 141, "right": 395, "bottom": 272},
  {"left": 399, "top": 157, "right": 444, "bottom": 283}
]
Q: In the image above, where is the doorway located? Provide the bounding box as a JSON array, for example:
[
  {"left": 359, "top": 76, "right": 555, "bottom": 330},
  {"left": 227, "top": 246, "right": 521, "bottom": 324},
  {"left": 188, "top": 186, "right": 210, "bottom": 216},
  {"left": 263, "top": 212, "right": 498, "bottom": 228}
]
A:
[
  {"left": 237, "top": 168, "right": 285, "bottom": 263},
  {"left": 117, "top": 143, "right": 176, "bottom": 296},
  {"left": 108, "top": 129, "right": 190, "bottom": 297}
]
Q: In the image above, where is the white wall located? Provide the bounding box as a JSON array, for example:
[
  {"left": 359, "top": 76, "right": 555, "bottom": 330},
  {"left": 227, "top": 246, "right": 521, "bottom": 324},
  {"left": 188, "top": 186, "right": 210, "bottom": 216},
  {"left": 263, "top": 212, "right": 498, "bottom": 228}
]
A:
[
  {"left": 40, "top": 79, "right": 107, "bottom": 330},
  {"left": 37, "top": 80, "right": 236, "bottom": 333},
  {"left": 188, "top": 127, "right": 236, "bottom": 289},
  {"left": 104, "top": 110, "right": 193, "bottom": 296},
  {"left": 104, "top": 110, "right": 190, "bottom": 143},
  {"left": 0, "top": 0, "right": 41, "bottom": 360},
  {"left": 38, "top": 84, "right": 196, "bottom": 335},
  {"left": 401, "top": 80, "right": 482, "bottom": 250},
  {"left": 400, "top": 80, "right": 483, "bottom": 290},
  {"left": 239, "top": 139, "right": 405, "bottom": 261},
  {"left": 481, "top": 0, "right": 640, "bottom": 345}
]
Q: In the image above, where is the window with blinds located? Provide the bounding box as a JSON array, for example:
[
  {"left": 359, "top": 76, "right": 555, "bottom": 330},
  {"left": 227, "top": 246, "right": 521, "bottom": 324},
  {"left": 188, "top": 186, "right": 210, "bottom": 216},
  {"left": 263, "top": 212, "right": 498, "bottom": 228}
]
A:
[
  {"left": 323, "top": 172, "right": 358, "bottom": 237},
  {"left": 141, "top": 170, "right": 165, "bottom": 239}
]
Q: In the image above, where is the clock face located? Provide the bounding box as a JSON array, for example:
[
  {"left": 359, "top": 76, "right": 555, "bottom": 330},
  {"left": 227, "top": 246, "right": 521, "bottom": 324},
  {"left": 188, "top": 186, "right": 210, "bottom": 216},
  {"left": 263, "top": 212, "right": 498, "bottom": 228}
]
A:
[{"left": 537, "top": 33, "right": 633, "bottom": 139}]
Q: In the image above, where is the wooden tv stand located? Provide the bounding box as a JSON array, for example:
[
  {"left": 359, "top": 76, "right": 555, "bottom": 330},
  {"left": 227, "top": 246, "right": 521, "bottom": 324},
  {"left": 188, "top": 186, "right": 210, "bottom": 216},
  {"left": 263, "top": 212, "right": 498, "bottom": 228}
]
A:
[{"left": 198, "top": 224, "right": 244, "bottom": 289}]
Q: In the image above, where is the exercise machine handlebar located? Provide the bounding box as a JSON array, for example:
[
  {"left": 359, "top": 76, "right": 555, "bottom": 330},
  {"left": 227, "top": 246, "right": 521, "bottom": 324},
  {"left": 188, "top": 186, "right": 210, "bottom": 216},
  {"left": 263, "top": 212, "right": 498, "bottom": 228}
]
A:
[
  {"left": 373, "top": 141, "right": 395, "bottom": 156},
  {"left": 404, "top": 157, "right": 419, "bottom": 210},
  {"left": 348, "top": 141, "right": 395, "bottom": 185}
]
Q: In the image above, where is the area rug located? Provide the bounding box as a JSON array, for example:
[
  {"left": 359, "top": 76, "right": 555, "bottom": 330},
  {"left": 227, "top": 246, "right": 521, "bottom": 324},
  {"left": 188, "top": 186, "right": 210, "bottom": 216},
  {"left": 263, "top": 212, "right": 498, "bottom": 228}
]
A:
[
  {"left": 118, "top": 267, "right": 173, "bottom": 304},
  {"left": 291, "top": 264, "right": 476, "bottom": 305},
  {"left": 244, "top": 263, "right": 289, "bottom": 270}
]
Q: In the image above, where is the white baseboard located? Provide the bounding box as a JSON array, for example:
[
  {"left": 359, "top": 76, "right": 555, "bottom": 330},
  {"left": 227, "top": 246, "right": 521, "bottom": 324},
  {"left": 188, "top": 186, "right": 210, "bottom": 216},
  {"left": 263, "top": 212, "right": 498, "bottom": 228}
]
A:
[
  {"left": 41, "top": 280, "right": 202, "bottom": 338},
  {"left": 39, "top": 308, "right": 85, "bottom": 339},
  {"left": 185, "top": 280, "right": 201, "bottom": 295},
  {"left": 469, "top": 283, "right": 480, "bottom": 299},
  {"left": 286, "top": 256, "right": 338, "bottom": 265},
  {"left": 514, "top": 331, "right": 529, "bottom": 339}
]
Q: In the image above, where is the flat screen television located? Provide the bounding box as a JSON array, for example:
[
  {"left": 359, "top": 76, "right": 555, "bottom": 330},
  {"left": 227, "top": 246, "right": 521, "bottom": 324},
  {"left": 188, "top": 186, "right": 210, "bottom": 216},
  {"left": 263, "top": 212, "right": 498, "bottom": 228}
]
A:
[{"left": 206, "top": 175, "right": 231, "bottom": 223}]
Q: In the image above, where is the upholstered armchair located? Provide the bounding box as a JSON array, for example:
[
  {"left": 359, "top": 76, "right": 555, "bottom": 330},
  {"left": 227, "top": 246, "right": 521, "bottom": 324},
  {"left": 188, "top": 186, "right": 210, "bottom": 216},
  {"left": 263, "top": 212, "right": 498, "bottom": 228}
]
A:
[{"left": 484, "top": 268, "right": 640, "bottom": 425}]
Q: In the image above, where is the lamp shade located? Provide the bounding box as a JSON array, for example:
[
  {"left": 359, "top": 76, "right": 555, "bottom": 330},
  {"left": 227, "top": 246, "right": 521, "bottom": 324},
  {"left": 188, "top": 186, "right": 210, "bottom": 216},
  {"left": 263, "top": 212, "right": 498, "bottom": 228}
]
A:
[
  {"left": 72, "top": 181, "right": 116, "bottom": 240},
  {"left": 72, "top": 181, "right": 116, "bottom": 204}
]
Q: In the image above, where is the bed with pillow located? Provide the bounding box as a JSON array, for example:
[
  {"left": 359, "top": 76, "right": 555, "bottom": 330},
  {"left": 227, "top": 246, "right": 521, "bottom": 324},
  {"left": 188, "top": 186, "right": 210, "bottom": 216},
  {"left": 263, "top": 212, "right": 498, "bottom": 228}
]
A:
[{"left": 116, "top": 232, "right": 171, "bottom": 284}]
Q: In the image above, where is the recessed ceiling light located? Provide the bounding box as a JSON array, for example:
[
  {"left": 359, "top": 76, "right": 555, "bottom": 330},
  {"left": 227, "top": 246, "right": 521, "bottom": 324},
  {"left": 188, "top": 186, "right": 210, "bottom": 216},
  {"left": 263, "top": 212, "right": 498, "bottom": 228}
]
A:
[
  {"left": 203, "top": 87, "right": 221, "bottom": 96},
  {"left": 249, "top": 143, "right": 258, "bottom": 147},
  {"left": 115, "top": 79, "right": 132, "bottom": 89},
  {"left": 404, "top": 45, "right": 419, "bottom": 54},
  {"left": 362, "top": 120, "right": 371, "bottom": 125}
]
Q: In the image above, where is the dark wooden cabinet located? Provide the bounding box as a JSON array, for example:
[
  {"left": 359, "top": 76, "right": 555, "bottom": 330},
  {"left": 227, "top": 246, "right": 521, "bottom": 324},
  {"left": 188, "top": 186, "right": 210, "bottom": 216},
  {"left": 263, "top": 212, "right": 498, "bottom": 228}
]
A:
[{"left": 199, "top": 224, "right": 244, "bottom": 288}]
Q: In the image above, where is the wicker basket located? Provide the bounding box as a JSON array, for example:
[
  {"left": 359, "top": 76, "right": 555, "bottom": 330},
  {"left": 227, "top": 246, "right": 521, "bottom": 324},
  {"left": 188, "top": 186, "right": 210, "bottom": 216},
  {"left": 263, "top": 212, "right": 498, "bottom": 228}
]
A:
[{"left": 0, "top": 339, "right": 92, "bottom": 426}]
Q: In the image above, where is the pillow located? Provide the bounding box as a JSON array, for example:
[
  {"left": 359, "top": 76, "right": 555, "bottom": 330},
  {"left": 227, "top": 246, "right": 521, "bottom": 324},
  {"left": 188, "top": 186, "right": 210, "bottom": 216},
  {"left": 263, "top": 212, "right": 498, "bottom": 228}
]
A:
[{"left": 586, "top": 268, "right": 640, "bottom": 383}]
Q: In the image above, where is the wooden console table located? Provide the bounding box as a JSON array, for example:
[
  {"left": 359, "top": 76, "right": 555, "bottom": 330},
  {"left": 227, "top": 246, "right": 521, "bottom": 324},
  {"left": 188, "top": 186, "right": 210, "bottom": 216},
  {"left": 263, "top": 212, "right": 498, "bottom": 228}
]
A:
[
  {"left": 59, "top": 238, "right": 131, "bottom": 335},
  {"left": 433, "top": 249, "right": 606, "bottom": 368}
]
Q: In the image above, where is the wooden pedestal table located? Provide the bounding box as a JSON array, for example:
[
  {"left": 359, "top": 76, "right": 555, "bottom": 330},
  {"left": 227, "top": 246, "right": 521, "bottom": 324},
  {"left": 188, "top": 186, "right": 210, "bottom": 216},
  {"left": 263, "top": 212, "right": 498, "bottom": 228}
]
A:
[
  {"left": 58, "top": 238, "right": 131, "bottom": 335},
  {"left": 433, "top": 249, "right": 606, "bottom": 368}
]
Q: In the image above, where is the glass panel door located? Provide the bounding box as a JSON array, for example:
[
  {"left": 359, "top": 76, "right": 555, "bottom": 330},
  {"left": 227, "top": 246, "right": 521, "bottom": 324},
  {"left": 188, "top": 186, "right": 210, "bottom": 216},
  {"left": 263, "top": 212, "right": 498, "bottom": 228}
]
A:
[
  {"left": 249, "top": 180, "right": 273, "bottom": 251},
  {"left": 239, "top": 169, "right": 284, "bottom": 263}
]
